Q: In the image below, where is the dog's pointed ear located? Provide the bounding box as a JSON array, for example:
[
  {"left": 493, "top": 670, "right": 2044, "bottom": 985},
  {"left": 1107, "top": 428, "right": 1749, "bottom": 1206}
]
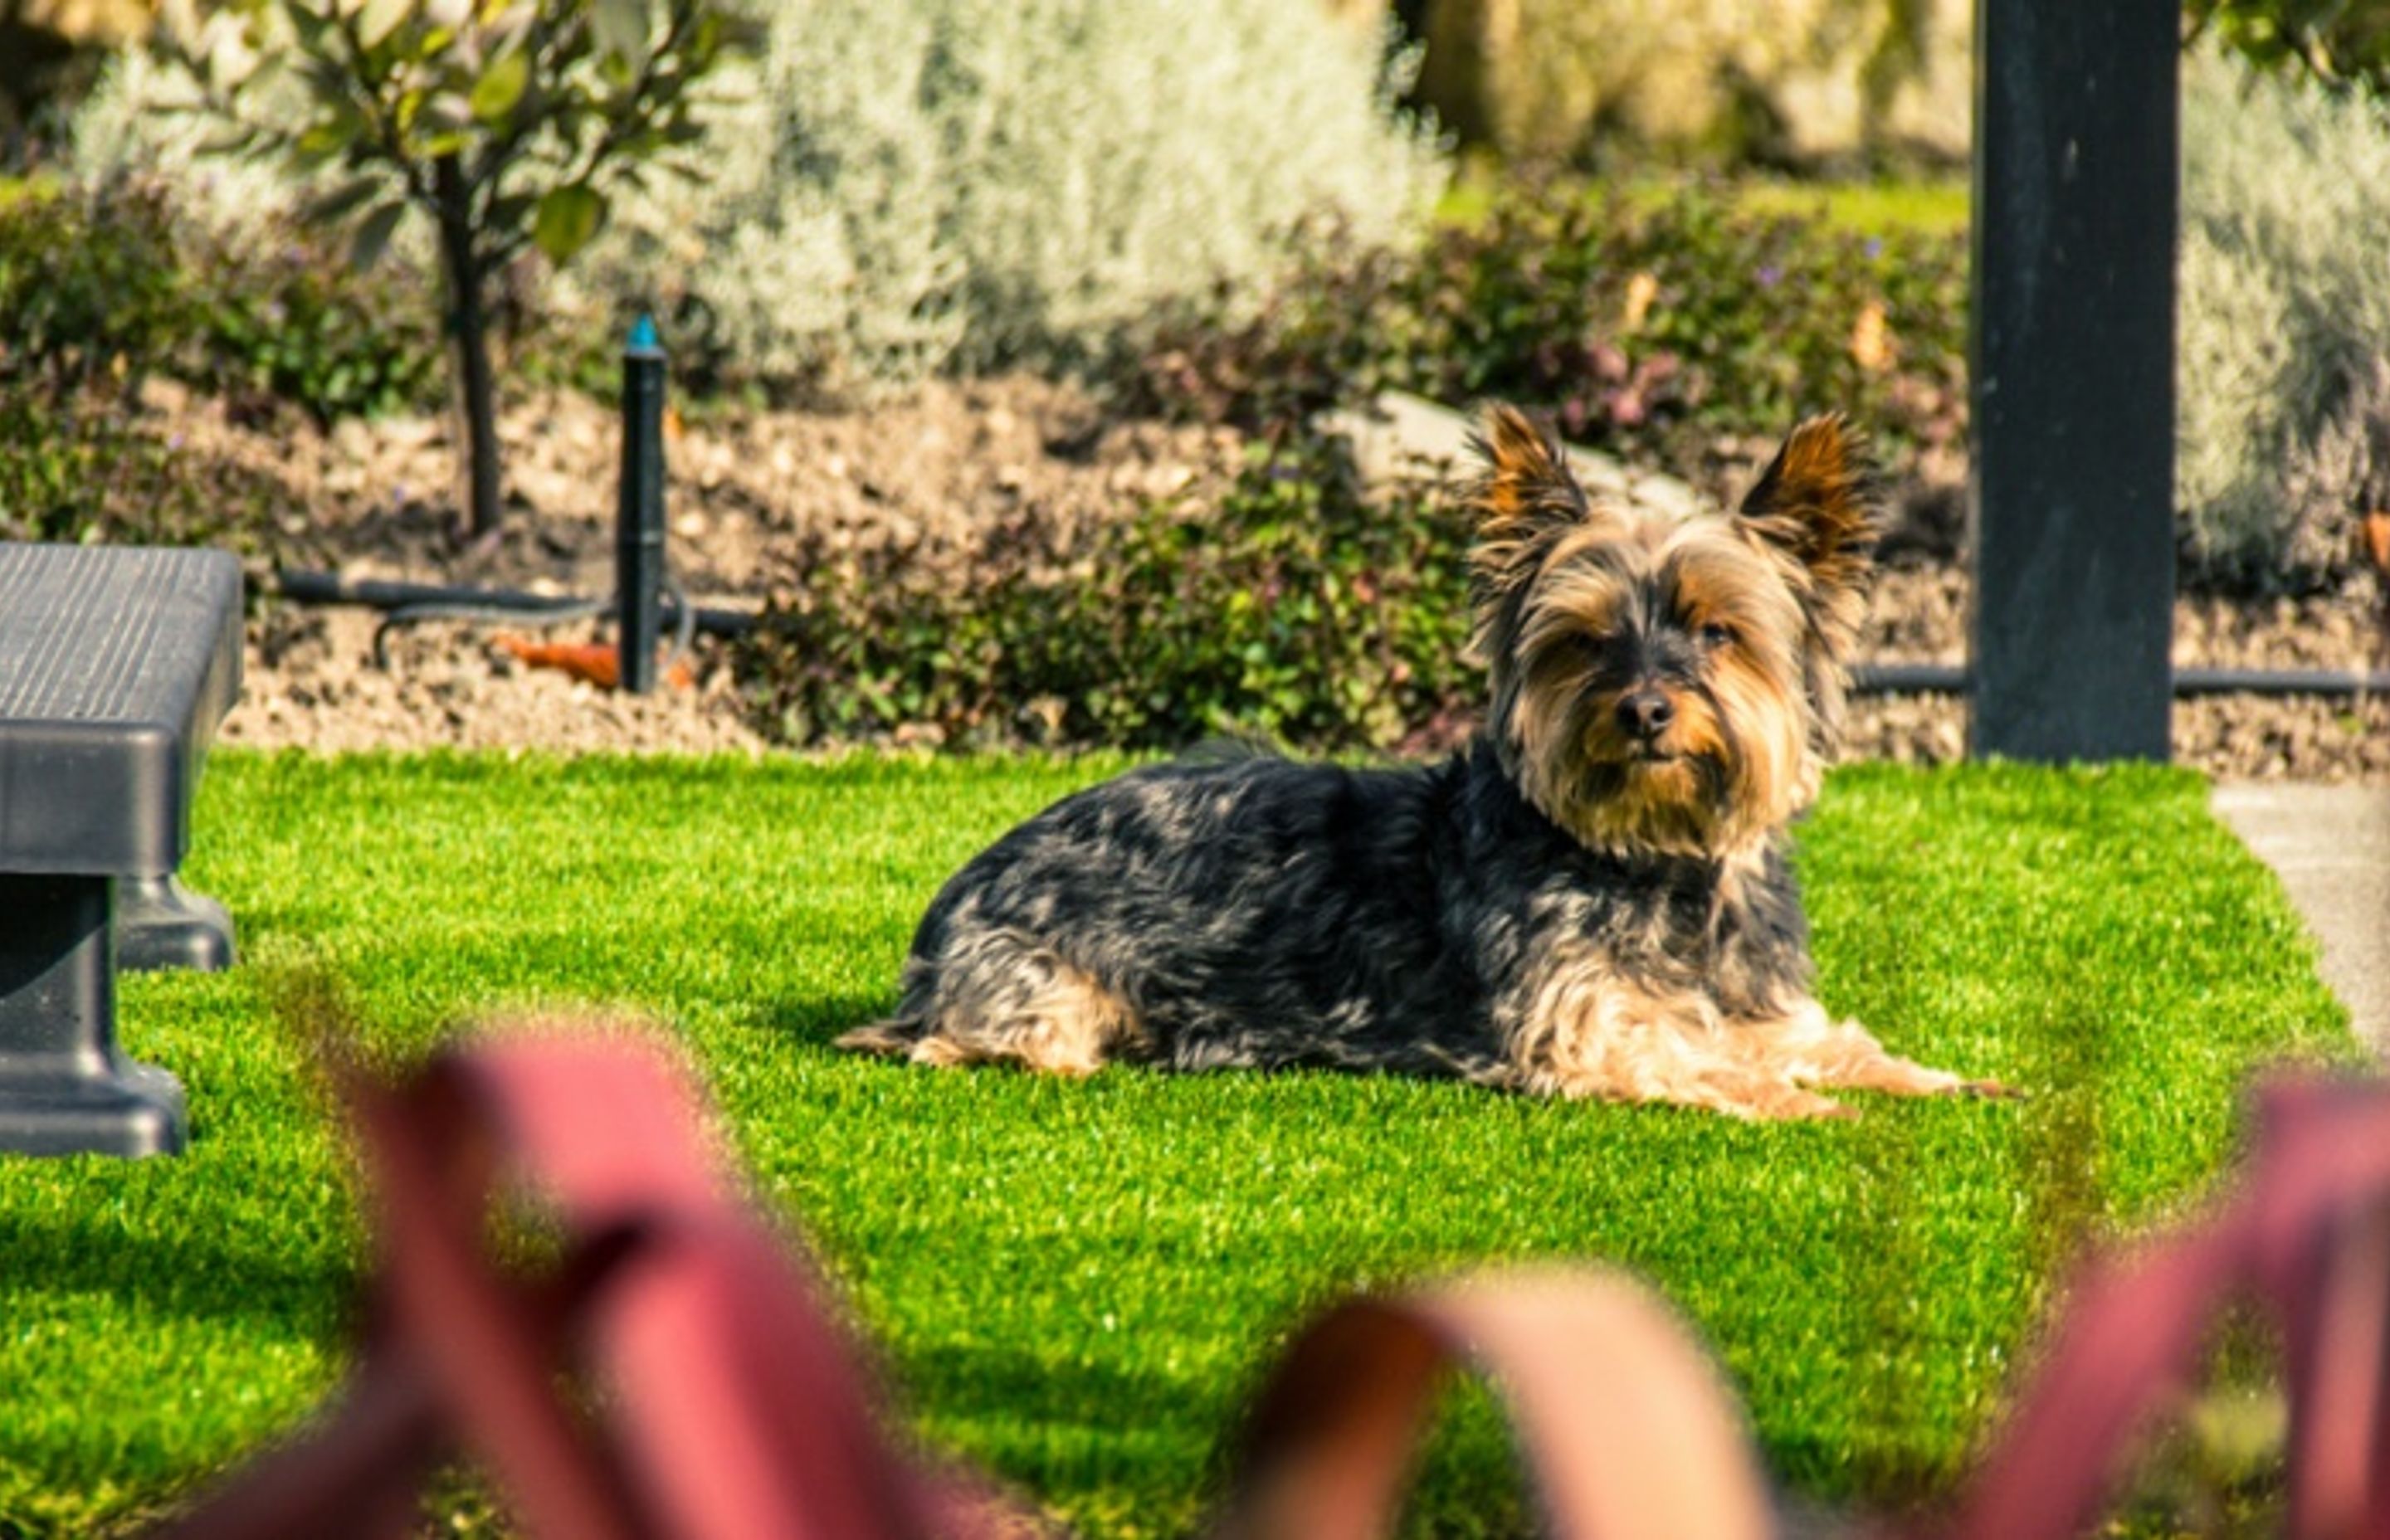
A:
[
  {"left": 1736, "top": 414, "right": 1878, "bottom": 630},
  {"left": 1468, "top": 406, "right": 1602, "bottom": 575}
]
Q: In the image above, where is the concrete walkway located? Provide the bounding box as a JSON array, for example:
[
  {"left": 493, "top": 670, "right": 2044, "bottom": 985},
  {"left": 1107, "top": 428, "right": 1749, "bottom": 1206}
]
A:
[{"left": 2212, "top": 783, "right": 2390, "bottom": 1055}]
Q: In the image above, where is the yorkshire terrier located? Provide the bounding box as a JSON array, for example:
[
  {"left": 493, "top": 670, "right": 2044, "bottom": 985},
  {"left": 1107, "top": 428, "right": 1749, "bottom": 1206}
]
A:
[{"left": 840, "top": 407, "right": 2001, "bottom": 1118}]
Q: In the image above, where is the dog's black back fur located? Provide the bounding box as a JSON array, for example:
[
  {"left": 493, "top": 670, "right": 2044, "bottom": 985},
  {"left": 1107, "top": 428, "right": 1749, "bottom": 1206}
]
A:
[{"left": 884, "top": 739, "right": 1812, "bottom": 1080}]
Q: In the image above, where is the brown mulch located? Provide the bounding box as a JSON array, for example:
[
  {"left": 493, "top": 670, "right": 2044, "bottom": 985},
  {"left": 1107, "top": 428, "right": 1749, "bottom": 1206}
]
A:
[{"left": 159, "top": 378, "right": 2390, "bottom": 780}]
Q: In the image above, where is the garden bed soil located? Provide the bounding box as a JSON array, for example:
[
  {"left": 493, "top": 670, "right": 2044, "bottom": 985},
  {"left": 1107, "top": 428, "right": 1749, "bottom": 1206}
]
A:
[
  {"left": 184, "top": 379, "right": 2390, "bottom": 779},
  {"left": 212, "top": 377, "right": 1241, "bottom": 756}
]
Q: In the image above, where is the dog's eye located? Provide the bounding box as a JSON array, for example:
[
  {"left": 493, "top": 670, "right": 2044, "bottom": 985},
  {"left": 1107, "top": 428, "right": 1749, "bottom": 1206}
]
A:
[{"left": 1698, "top": 621, "right": 1737, "bottom": 650}]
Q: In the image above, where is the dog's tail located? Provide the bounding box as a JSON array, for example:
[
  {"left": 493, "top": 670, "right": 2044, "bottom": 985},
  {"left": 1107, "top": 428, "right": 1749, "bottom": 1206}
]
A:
[{"left": 833, "top": 1016, "right": 929, "bottom": 1056}]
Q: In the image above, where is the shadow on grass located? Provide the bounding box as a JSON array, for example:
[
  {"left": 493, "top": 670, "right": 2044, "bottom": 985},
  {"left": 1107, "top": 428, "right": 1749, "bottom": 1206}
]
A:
[
  {"left": 893, "top": 1338, "right": 1212, "bottom": 1435},
  {"left": 883, "top": 1338, "right": 1227, "bottom": 1523},
  {"left": 0, "top": 1211, "right": 354, "bottom": 1336},
  {"left": 757, "top": 991, "right": 904, "bottom": 1050},
  {"left": 893, "top": 1338, "right": 1544, "bottom": 1538}
]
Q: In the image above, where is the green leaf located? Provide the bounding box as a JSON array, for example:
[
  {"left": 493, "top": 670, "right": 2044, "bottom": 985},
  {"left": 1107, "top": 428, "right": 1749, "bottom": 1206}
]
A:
[
  {"left": 356, "top": 0, "right": 412, "bottom": 49},
  {"left": 532, "top": 184, "right": 606, "bottom": 265},
  {"left": 487, "top": 193, "right": 537, "bottom": 235},
  {"left": 421, "top": 90, "right": 473, "bottom": 132},
  {"left": 349, "top": 199, "right": 407, "bottom": 270},
  {"left": 301, "top": 176, "right": 385, "bottom": 225},
  {"left": 469, "top": 47, "right": 530, "bottom": 123},
  {"left": 297, "top": 56, "right": 349, "bottom": 99},
  {"left": 591, "top": 0, "right": 650, "bottom": 71},
  {"left": 716, "top": 12, "right": 767, "bottom": 56},
  {"left": 294, "top": 119, "right": 350, "bottom": 159},
  {"left": 195, "top": 124, "right": 262, "bottom": 158}
]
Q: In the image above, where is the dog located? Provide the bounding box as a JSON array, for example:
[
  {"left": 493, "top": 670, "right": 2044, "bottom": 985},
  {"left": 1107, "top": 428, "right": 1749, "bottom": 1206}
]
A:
[{"left": 838, "top": 407, "right": 2001, "bottom": 1118}]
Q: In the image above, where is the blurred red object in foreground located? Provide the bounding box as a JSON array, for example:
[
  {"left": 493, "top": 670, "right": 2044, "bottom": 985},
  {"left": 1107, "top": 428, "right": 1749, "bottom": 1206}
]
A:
[
  {"left": 149, "top": 1027, "right": 2390, "bottom": 1540},
  {"left": 155, "top": 1031, "right": 1001, "bottom": 1540},
  {"left": 495, "top": 636, "right": 694, "bottom": 690}
]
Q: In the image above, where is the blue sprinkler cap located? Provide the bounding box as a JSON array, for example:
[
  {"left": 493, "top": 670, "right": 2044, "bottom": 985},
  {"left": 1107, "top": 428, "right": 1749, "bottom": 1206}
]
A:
[{"left": 627, "top": 312, "right": 661, "bottom": 353}]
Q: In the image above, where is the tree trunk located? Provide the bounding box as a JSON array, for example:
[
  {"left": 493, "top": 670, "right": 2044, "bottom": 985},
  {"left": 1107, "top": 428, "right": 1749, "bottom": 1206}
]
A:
[{"left": 433, "top": 154, "right": 504, "bottom": 541}]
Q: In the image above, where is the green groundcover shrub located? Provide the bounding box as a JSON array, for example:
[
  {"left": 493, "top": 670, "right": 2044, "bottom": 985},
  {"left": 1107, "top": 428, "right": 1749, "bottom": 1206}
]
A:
[
  {"left": 0, "top": 175, "right": 190, "bottom": 402},
  {"left": 0, "top": 392, "right": 232, "bottom": 548},
  {"left": 1122, "top": 187, "right": 1970, "bottom": 496},
  {"left": 0, "top": 172, "right": 441, "bottom": 426},
  {"left": 0, "top": 173, "right": 443, "bottom": 545},
  {"left": 740, "top": 434, "right": 1477, "bottom": 753},
  {"left": 0, "top": 171, "right": 445, "bottom": 547}
]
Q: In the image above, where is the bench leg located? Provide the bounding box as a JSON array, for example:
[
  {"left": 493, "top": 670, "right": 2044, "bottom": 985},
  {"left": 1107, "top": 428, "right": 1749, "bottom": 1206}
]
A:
[
  {"left": 118, "top": 875, "right": 236, "bottom": 973},
  {"left": 0, "top": 875, "right": 188, "bottom": 1157}
]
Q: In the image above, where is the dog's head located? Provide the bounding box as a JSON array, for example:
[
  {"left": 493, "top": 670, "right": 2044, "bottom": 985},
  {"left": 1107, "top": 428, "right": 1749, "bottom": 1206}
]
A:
[{"left": 1467, "top": 405, "right": 1876, "bottom": 860}]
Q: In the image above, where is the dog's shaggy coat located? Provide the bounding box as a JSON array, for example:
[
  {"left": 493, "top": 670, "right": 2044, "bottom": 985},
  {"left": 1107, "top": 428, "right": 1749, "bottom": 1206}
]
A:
[{"left": 841, "top": 407, "right": 1997, "bottom": 1118}]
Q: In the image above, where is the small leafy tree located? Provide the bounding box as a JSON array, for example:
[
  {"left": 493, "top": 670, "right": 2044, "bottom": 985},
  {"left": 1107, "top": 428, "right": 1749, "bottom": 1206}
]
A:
[{"left": 164, "top": 0, "right": 754, "bottom": 539}]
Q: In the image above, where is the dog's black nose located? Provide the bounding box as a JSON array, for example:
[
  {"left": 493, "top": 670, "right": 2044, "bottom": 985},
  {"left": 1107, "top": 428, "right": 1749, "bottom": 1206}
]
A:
[{"left": 1617, "top": 689, "right": 1674, "bottom": 740}]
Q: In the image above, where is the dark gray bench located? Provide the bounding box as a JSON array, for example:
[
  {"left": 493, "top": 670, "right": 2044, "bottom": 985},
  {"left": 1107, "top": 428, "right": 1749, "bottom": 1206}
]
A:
[{"left": 0, "top": 543, "right": 243, "bottom": 1157}]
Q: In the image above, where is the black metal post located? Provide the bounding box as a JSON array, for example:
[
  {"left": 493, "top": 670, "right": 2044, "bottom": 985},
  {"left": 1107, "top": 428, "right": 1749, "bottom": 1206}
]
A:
[
  {"left": 1968, "top": 0, "right": 2178, "bottom": 762},
  {"left": 617, "top": 314, "right": 668, "bottom": 694}
]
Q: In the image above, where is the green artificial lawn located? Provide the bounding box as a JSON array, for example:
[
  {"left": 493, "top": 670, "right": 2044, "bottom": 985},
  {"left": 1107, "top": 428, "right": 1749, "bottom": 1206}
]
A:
[{"left": 0, "top": 752, "right": 2355, "bottom": 1537}]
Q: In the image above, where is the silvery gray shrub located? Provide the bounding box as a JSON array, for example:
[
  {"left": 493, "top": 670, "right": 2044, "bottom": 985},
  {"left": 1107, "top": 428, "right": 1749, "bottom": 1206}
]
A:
[
  {"left": 79, "top": 0, "right": 1445, "bottom": 397},
  {"left": 2179, "top": 46, "right": 2390, "bottom": 583},
  {"left": 573, "top": 0, "right": 1448, "bottom": 390}
]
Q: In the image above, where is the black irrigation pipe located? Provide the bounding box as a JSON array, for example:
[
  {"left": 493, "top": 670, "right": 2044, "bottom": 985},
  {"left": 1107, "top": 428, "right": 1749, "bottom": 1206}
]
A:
[
  {"left": 275, "top": 583, "right": 2385, "bottom": 702},
  {"left": 276, "top": 569, "right": 758, "bottom": 639},
  {"left": 1851, "top": 663, "right": 2390, "bottom": 699},
  {"left": 279, "top": 570, "right": 595, "bottom": 618},
  {"left": 272, "top": 568, "right": 731, "bottom": 674}
]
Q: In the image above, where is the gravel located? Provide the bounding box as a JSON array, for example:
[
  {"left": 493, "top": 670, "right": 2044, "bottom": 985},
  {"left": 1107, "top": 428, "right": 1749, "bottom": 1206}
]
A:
[{"left": 1844, "top": 567, "right": 2390, "bottom": 781}]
